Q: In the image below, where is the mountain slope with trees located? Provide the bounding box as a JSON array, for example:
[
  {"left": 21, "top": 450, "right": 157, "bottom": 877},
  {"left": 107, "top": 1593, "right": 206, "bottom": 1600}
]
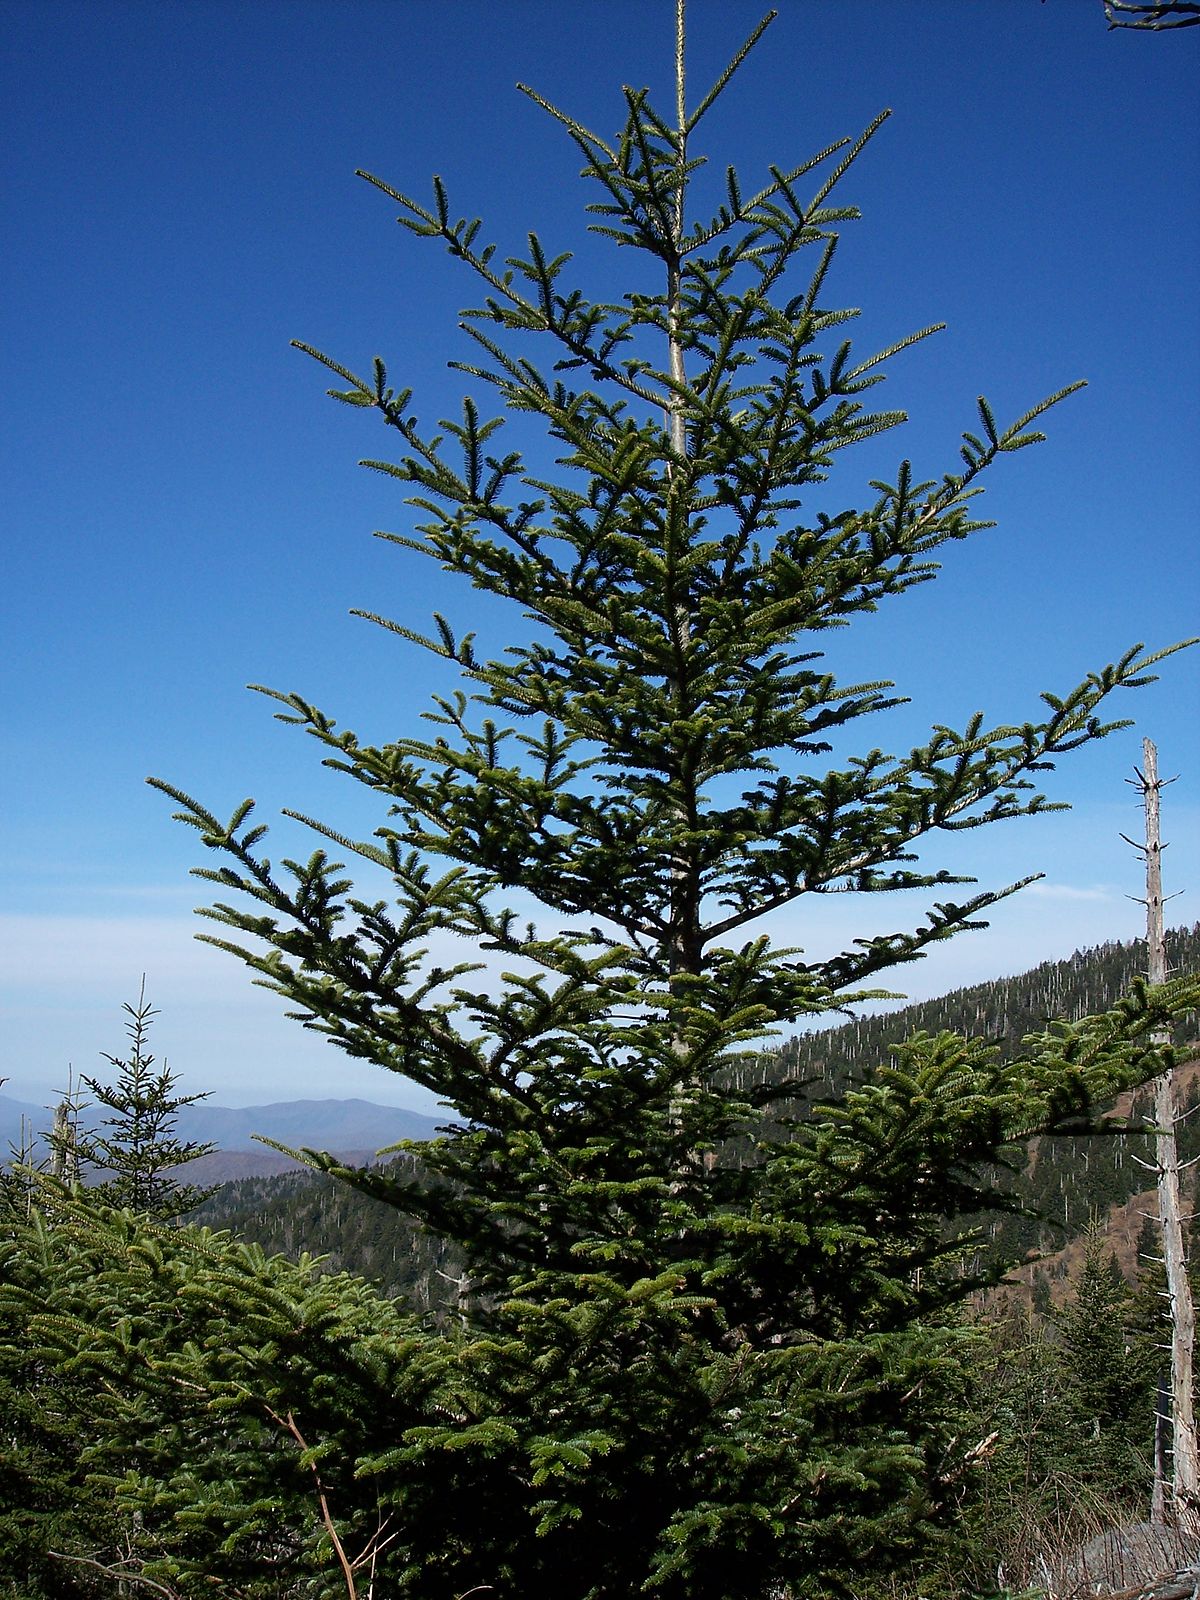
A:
[
  {"left": 195, "top": 1154, "right": 459, "bottom": 1316},
  {"left": 771, "top": 923, "right": 1200, "bottom": 1272},
  {"left": 197, "top": 926, "right": 1200, "bottom": 1304}
]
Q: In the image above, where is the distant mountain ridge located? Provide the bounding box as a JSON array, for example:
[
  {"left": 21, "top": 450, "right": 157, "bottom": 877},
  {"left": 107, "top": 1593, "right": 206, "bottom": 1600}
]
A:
[
  {"left": 0, "top": 1095, "right": 443, "bottom": 1181},
  {"left": 199, "top": 927, "right": 1199, "bottom": 1307},
  {"left": 175, "top": 1097, "right": 443, "bottom": 1152},
  {"left": 9, "top": 928, "right": 1197, "bottom": 1260}
]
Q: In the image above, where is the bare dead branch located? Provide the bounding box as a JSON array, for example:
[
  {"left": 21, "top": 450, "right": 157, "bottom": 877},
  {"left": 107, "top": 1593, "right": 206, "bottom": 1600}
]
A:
[
  {"left": 1104, "top": 0, "right": 1200, "bottom": 29},
  {"left": 48, "top": 1550, "right": 184, "bottom": 1599}
]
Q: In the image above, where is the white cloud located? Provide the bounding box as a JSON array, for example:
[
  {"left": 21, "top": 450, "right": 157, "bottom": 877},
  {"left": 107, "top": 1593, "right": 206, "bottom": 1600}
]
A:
[
  {"left": 1, "top": 912, "right": 233, "bottom": 998},
  {"left": 0, "top": 911, "right": 446, "bottom": 1113},
  {"left": 1024, "top": 882, "right": 1117, "bottom": 902}
]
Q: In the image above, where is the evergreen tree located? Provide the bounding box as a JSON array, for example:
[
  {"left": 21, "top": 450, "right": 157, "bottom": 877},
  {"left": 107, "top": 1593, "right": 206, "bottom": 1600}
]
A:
[
  {"left": 958, "top": 1306, "right": 1085, "bottom": 1593},
  {"left": 0, "top": 1169, "right": 113, "bottom": 1596},
  {"left": 1, "top": 1191, "right": 431, "bottom": 1600},
  {"left": 145, "top": 8, "right": 1197, "bottom": 1596},
  {"left": 0, "top": 998, "right": 217, "bottom": 1594},
  {"left": 77, "top": 983, "right": 216, "bottom": 1220},
  {"left": 1057, "top": 1228, "right": 1152, "bottom": 1499}
]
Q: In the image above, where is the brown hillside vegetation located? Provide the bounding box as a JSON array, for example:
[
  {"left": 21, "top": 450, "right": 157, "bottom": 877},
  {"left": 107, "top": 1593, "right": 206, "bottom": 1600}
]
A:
[{"left": 988, "top": 1057, "right": 1200, "bottom": 1311}]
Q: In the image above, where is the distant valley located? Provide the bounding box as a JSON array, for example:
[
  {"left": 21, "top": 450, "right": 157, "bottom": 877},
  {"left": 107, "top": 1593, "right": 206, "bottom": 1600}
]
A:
[
  {"left": 7, "top": 925, "right": 1197, "bottom": 1276},
  {"left": 196, "top": 926, "right": 1199, "bottom": 1312},
  {"left": 0, "top": 1095, "right": 444, "bottom": 1183}
]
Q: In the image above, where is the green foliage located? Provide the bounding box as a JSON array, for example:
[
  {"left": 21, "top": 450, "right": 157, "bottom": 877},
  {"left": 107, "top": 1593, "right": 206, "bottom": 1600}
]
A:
[
  {"left": 0, "top": 1189, "right": 1009, "bottom": 1599},
  {"left": 194, "top": 1154, "right": 461, "bottom": 1316},
  {"left": 1, "top": 1188, "right": 438, "bottom": 1596},
  {"left": 1056, "top": 1229, "right": 1154, "bottom": 1493},
  {"left": 191, "top": 928, "right": 1198, "bottom": 1313},
  {"left": 5, "top": 1184, "right": 1162, "bottom": 1600},
  {"left": 115, "top": 9, "right": 1200, "bottom": 1596},
  {"left": 76, "top": 983, "right": 217, "bottom": 1220},
  {"left": 2, "top": 1008, "right": 220, "bottom": 1596},
  {"left": 0, "top": 994, "right": 217, "bottom": 1594},
  {"left": 0, "top": 1204, "right": 117, "bottom": 1598},
  {"left": 763, "top": 924, "right": 1200, "bottom": 1271},
  {"left": 926, "top": 1233, "right": 1164, "bottom": 1596}
]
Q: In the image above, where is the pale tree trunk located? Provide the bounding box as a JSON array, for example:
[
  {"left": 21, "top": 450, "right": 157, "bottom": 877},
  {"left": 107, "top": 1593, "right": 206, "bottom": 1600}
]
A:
[
  {"left": 667, "top": 0, "right": 688, "bottom": 466},
  {"left": 665, "top": 0, "right": 702, "bottom": 1150},
  {"left": 1136, "top": 738, "right": 1198, "bottom": 1528},
  {"left": 49, "top": 1098, "right": 78, "bottom": 1185}
]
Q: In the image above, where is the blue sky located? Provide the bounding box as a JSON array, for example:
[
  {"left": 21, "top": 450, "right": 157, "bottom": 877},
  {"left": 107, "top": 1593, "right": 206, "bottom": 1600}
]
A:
[{"left": 3, "top": 1, "right": 1197, "bottom": 1113}]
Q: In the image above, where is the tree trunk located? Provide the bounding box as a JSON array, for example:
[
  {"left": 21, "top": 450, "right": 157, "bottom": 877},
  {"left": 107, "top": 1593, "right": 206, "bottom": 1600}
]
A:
[
  {"left": 49, "top": 1099, "right": 78, "bottom": 1185},
  {"left": 1139, "top": 738, "right": 1199, "bottom": 1529},
  {"left": 665, "top": 0, "right": 703, "bottom": 1152}
]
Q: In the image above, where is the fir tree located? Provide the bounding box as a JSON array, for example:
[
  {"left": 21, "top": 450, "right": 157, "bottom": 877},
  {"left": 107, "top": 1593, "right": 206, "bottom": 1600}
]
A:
[
  {"left": 146, "top": 7, "right": 1198, "bottom": 1595},
  {"left": 1, "top": 1193, "right": 427, "bottom": 1599},
  {"left": 1057, "top": 1228, "right": 1152, "bottom": 1499},
  {"left": 0, "top": 1138, "right": 113, "bottom": 1597},
  {"left": 77, "top": 983, "right": 216, "bottom": 1220}
]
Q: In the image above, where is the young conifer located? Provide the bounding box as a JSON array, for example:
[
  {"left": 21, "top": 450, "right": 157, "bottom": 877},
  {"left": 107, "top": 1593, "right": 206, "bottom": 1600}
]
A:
[
  {"left": 150, "top": 7, "right": 1196, "bottom": 1593},
  {"left": 76, "top": 983, "right": 216, "bottom": 1220}
]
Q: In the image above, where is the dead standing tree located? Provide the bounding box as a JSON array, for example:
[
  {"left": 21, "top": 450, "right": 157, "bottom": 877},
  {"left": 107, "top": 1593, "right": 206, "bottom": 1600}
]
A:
[{"left": 1126, "top": 738, "right": 1199, "bottom": 1530}]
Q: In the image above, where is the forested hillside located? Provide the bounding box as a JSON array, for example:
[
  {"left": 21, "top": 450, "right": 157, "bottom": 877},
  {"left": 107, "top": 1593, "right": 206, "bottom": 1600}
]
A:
[
  {"left": 197, "top": 926, "right": 1199, "bottom": 1303},
  {"left": 771, "top": 923, "right": 1200, "bottom": 1275},
  {"left": 773, "top": 924, "right": 1199, "bottom": 1085},
  {"left": 194, "top": 1153, "right": 460, "bottom": 1316}
]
